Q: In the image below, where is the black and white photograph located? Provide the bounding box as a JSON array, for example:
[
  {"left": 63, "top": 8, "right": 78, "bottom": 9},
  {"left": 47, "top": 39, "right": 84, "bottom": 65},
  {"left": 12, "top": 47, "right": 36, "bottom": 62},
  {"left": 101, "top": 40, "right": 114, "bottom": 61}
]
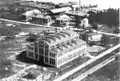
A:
[{"left": 0, "top": 0, "right": 119, "bottom": 81}]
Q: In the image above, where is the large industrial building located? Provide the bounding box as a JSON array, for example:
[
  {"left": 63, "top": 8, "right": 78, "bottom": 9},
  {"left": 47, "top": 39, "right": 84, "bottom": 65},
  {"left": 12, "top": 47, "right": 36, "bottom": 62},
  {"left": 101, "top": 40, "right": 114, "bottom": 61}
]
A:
[{"left": 26, "top": 31, "right": 87, "bottom": 68}]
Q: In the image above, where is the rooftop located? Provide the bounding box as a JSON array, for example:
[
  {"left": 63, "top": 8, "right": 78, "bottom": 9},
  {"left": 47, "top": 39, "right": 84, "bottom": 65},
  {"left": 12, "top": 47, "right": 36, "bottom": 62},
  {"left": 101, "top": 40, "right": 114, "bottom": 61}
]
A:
[
  {"left": 37, "top": 30, "right": 79, "bottom": 47},
  {"left": 50, "top": 7, "right": 72, "bottom": 13},
  {"left": 65, "top": 11, "right": 87, "bottom": 16},
  {"left": 50, "top": 39, "right": 86, "bottom": 55},
  {"left": 22, "top": 9, "right": 41, "bottom": 16}
]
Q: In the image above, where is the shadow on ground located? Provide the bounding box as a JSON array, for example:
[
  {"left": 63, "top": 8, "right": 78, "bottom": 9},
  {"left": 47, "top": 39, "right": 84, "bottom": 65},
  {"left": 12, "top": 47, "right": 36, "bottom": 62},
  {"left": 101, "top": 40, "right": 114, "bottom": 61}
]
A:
[{"left": 16, "top": 51, "right": 53, "bottom": 68}]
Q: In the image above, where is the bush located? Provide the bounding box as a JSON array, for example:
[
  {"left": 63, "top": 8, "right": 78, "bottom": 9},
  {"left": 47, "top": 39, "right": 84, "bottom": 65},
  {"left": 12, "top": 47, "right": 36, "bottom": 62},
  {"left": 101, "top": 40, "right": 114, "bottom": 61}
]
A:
[
  {"left": 23, "top": 72, "right": 36, "bottom": 79},
  {"left": 26, "top": 33, "right": 38, "bottom": 42},
  {"left": 0, "top": 59, "right": 12, "bottom": 69},
  {"left": 0, "top": 59, "right": 12, "bottom": 78}
]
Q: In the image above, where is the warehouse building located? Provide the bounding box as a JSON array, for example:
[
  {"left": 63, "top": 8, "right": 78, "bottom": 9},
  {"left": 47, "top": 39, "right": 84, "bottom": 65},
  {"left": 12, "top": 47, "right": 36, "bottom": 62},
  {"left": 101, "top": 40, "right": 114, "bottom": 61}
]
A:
[{"left": 26, "top": 31, "right": 87, "bottom": 68}]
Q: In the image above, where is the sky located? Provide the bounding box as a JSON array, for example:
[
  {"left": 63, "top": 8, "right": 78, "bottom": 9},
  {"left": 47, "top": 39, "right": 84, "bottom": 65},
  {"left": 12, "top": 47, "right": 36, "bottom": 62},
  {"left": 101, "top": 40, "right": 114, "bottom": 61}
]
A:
[
  {"left": 81, "top": 0, "right": 119, "bottom": 9},
  {"left": 30, "top": 0, "right": 119, "bottom": 9},
  {"left": 0, "top": 0, "right": 119, "bottom": 9}
]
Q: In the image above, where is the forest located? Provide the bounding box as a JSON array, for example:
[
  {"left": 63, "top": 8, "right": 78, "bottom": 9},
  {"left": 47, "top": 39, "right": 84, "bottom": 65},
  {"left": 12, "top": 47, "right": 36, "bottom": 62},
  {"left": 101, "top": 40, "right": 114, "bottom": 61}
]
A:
[{"left": 89, "top": 8, "right": 119, "bottom": 27}]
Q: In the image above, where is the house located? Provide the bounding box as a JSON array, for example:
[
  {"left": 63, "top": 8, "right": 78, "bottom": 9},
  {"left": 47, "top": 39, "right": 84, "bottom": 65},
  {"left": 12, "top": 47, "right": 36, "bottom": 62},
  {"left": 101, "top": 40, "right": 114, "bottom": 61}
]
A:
[
  {"left": 26, "top": 30, "right": 87, "bottom": 68},
  {"left": 66, "top": 11, "right": 88, "bottom": 27},
  {"left": 22, "top": 9, "right": 41, "bottom": 21},
  {"left": 54, "top": 14, "right": 71, "bottom": 27}
]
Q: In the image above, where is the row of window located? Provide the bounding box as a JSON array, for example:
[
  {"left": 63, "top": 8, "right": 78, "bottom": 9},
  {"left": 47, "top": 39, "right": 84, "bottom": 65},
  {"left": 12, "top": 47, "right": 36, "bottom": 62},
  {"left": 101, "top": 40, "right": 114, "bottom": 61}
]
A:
[
  {"left": 50, "top": 53, "right": 56, "bottom": 57},
  {"left": 57, "top": 42, "right": 86, "bottom": 57},
  {"left": 28, "top": 46, "right": 34, "bottom": 51},
  {"left": 57, "top": 48, "right": 86, "bottom": 66},
  {"left": 50, "top": 58, "right": 55, "bottom": 65},
  {"left": 50, "top": 38, "right": 78, "bottom": 49},
  {"left": 28, "top": 40, "right": 86, "bottom": 58},
  {"left": 28, "top": 52, "right": 34, "bottom": 58},
  {"left": 44, "top": 57, "right": 55, "bottom": 65},
  {"left": 28, "top": 52, "right": 40, "bottom": 60},
  {"left": 31, "top": 17, "right": 51, "bottom": 24}
]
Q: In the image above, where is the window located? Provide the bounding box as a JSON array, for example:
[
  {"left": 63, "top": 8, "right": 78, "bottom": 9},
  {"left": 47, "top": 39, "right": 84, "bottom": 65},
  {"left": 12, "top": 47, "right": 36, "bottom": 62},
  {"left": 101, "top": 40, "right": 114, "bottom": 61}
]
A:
[
  {"left": 34, "top": 43, "right": 38, "bottom": 53},
  {"left": 39, "top": 48, "right": 44, "bottom": 55},
  {"left": 73, "top": 53, "right": 76, "bottom": 58},
  {"left": 45, "top": 50, "right": 48, "bottom": 56},
  {"left": 45, "top": 46, "right": 48, "bottom": 50},
  {"left": 50, "top": 53, "right": 55, "bottom": 57},
  {"left": 28, "top": 46, "right": 34, "bottom": 51},
  {"left": 28, "top": 52, "right": 34, "bottom": 58},
  {"left": 39, "top": 43, "right": 44, "bottom": 47},
  {"left": 45, "top": 57, "right": 49, "bottom": 63},
  {"left": 50, "top": 58, "right": 55, "bottom": 65},
  {"left": 68, "top": 54, "right": 72, "bottom": 60},
  {"left": 35, "top": 53, "right": 39, "bottom": 60}
]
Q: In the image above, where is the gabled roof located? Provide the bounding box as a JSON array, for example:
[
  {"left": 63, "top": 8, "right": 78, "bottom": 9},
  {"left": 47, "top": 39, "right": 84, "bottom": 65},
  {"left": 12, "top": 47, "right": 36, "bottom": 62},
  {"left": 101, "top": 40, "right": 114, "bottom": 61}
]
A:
[
  {"left": 22, "top": 9, "right": 41, "bottom": 16},
  {"left": 38, "top": 30, "right": 79, "bottom": 47},
  {"left": 66, "top": 11, "right": 87, "bottom": 16},
  {"left": 50, "top": 7, "right": 72, "bottom": 13},
  {"left": 49, "top": 38, "right": 86, "bottom": 55},
  {"left": 56, "top": 14, "right": 71, "bottom": 20}
]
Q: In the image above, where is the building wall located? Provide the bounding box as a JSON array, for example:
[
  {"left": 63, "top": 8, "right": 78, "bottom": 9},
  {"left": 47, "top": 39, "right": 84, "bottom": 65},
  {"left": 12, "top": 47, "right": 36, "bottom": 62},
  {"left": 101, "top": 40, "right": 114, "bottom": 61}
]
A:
[{"left": 56, "top": 44, "right": 86, "bottom": 67}]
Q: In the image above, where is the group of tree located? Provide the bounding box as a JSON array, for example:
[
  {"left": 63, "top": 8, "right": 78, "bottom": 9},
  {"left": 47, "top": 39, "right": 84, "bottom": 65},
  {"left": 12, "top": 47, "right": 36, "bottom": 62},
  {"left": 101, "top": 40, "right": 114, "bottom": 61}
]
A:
[{"left": 88, "top": 8, "right": 119, "bottom": 27}]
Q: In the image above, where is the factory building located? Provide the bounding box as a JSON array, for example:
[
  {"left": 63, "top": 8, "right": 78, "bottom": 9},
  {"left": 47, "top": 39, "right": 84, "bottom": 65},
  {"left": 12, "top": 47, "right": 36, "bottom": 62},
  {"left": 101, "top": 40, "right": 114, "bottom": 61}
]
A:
[{"left": 26, "top": 31, "right": 87, "bottom": 68}]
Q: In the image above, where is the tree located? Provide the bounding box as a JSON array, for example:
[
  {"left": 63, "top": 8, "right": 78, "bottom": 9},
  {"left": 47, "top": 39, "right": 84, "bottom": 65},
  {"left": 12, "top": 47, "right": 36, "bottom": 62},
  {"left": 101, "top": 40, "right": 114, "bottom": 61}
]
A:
[{"left": 26, "top": 33, "right": 38, "bottom": 42}]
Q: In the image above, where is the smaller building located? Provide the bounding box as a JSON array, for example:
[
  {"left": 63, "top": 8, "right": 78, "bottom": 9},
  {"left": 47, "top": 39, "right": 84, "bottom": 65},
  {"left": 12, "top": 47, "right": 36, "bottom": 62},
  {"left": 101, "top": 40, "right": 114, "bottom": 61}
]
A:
[
  {"left": 22, "top": 9, "right": 41, "bottom": 21},
  {"left": 54, "top": 14, "right": 71, "bottom": 27},
  {"left": 80, "top": 17, "right": 89, "bottom": 28},
  {"left": 66, "top": 11, "right": 88, "bottom": 28},
  {"left": 31, "top": 14, "right": 52, "bottom": 26},
  {"left": 50, "top": 7, "right": 72, "bottom": 14},
  {"left": 22, "top": 9, "right": 52, "bottom": 26}
]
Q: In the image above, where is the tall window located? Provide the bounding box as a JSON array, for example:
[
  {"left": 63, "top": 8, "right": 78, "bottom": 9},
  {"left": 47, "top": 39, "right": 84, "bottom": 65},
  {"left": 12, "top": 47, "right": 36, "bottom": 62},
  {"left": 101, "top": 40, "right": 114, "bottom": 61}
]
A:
[
  {"left": 35, "top": 53, "right": 39, "bottom": 60},
  {"left": 28, "top": 52, "right": 34, "bottom": 58},
  {"left": 45, "top": 49, "right": 48, "bottom": 56},
  {"left": 45, "top": 57, "right": 49, "bottom": 63},
  {"left": 34, "top": 43, "right": 38, "bottom": 53},
  {"left": 45, "top": 46, "right": 48, "bottom": 56},
  {"left": 50, "top": 58, "right": 55, "bottom": 65},
  {"left": 68, "top": 54, "right": 72, "bottom": 60},
  {"left": 39, "top": 48, "right": 44, "bottom": 55}
]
